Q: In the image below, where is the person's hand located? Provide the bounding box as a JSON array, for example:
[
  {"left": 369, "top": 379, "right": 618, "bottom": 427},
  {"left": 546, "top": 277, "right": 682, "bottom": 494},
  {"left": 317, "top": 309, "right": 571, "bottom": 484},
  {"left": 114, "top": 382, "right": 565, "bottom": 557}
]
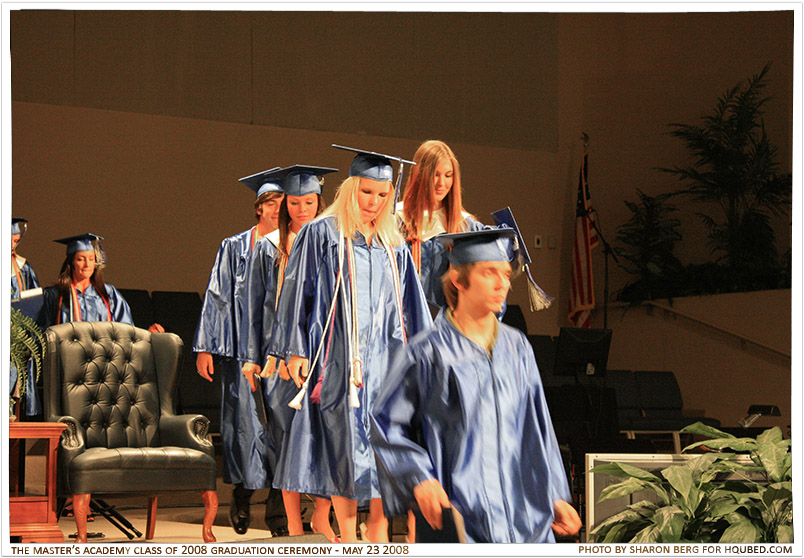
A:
[
  {"left": 263, "top": 356, "right": 290, "bottom": 380},
  {"left": 242, "top": 363, "right": 261, "bottom": 392},
  {"left": 413, "top": 479, "right": 450, "bottom": 530},
  {"left": 196, "top": 352, "right": 214, "bottom": 382},
  {"left": 552, "top": 499, "right": 581, "bottom": 537},
  {"left": 287, "top": 355, "right": 309, "bottom": 388},
  {"left": 277, "top": 359, "right": 290, "bottom": 381},
  {"left": 148, "top": 323, "right": 165, "bottom": 333}
]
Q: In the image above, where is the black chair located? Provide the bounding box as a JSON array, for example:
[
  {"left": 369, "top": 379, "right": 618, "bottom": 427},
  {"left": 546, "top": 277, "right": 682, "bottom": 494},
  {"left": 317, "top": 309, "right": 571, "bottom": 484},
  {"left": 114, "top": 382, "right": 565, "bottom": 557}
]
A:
[
  {"left": 501, "top": 303, "right": 528, "bottom": 335},
  {"left": 117, "top": 288, "right": 155, "bottom": 330},
  {"left": 44, "top": 321, "right": 218, "bottom": 543},
  {"left": 634, "top": 370, "right": 721, "bottom": 450},
  {"left": 605, "top": 370, "right": 643, "bottom": 432},
  {"left": 151, "top": 291, "right": 221, "bottom": 434}
]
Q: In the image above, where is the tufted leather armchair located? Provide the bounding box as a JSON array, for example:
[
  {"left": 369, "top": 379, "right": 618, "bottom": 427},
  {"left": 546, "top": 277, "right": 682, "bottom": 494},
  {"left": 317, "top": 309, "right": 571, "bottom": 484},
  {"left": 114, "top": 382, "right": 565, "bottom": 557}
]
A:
[{"left": 43, "top": 321, "right": 218, "bottom": 543}]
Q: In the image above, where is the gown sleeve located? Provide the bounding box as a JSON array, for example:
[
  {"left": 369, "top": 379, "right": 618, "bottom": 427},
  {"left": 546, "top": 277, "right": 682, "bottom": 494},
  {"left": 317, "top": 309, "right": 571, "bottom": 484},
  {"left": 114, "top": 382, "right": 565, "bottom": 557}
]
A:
[
  {"left": 193, "top": 238, "right": 236, "bottom": 356},
  {"left": 240, "top": 237, "right": 277, "bottom": 365},
  {"left": 370, "top": 344, "right": 439, "bottom": 518},
  {"left": 266, "top": 222, "right": 326, "bottom": 361},
  {"left": 107, "top": 285, "right": 134, "bottom": 325}
]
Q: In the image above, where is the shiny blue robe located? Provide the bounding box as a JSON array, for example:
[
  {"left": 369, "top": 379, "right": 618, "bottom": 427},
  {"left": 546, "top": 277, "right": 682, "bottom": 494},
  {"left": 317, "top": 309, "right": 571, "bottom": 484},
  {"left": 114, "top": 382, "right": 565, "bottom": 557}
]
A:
[
  {"left": 40, "top": 283, "right": 133, "bottom": 328},
  {"left": 267, "top": 216, "right": 432, "bottom": 501},
  {"left": 193, "top": 227, "right": 271, "bottom": 490},
  {"left": 11, "top": 256, "right": 39, "bottom": 299},
  {"left": 239, "top": 232, "right": 286, "bottom": 474},
  {"left": 370, "top": 310, "right": 572, "bottom": 543},
  {"left": 10, "top": 256, "right": 41, "bottom": 415}
]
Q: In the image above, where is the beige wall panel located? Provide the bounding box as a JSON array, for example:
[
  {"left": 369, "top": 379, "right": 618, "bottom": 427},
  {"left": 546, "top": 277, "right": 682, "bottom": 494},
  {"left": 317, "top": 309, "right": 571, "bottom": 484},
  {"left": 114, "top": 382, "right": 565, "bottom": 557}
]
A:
[
  {"left": 73, "top": 11, "right": 253, "bottom": 122},
  {"left": 605, "top": 290, "right": 791, "bottom": 430},
  {"left": 250, "top": 11, "right": 558, "bottom": 150},
  {"left": 10, "top": 10, "right": 75, "bottom": 105}
]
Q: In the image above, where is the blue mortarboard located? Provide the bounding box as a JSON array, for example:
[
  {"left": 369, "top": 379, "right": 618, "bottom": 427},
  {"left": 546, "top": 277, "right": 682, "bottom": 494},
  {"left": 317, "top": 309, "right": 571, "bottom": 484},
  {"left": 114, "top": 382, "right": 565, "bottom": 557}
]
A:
[
  {"left": 53, "top": 233, "right": 106, "bottom": 265},
  {"left": 332, "top": 144, "right": 416, "bottom": 213},
  {"left": 437, "top": 207, "right": 554, "bottom": 312},
  {"left": 437, "top": 227, "right": 518, "bottom": 266},
  {"left": 239, "top": 166, "right": 284, "bottom": 198},
  {"left": 12, "top": 218, "right": 28, "bottom": 237},
  {"left": 491, "top": 206, "right": 553, "bottom": 311},
  {"left": 277, "top": 165, "right": 338, "bottom": 197}
]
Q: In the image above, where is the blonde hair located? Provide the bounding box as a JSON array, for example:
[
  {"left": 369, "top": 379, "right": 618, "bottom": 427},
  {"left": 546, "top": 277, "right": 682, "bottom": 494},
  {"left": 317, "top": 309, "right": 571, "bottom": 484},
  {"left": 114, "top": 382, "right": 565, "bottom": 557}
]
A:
[
  {"left": 402, "top": 140, "right": 469, "bottom": 241},
  {"left": 320, "top": 176, "right": 404, "bottom": 246}
]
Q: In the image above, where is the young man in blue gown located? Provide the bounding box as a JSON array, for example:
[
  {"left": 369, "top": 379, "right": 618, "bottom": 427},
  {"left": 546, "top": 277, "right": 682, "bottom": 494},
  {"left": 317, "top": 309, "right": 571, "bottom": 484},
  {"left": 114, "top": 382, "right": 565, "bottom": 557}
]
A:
[{"left": 371, "top": 225, "right": 581, "bottom": 543}]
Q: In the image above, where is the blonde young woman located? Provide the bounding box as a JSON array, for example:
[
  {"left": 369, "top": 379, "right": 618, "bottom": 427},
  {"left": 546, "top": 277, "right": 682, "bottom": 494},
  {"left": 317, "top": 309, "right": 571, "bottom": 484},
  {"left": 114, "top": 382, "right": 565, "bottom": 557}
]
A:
[
  {"left": 398, "top": 140, "right": 484, "bottom": 309},
  {"left": 264, "top": 146, "right": 432, "bottom": 543},
  {"left": 240, "top": 166, "right": 339, "bottom": 542}
]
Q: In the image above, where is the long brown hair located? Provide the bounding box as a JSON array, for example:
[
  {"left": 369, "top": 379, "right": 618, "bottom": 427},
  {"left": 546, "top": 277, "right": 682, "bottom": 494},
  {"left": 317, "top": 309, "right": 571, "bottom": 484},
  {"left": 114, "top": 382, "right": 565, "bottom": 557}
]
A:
[
  {"left": 401, "top": 140, "right": 468, "bottom": 241},
  {"left": 56, "top": 254, "right": 109, "bottom": 305},
  {"left": 276, "top": 193, "right": 326, "bottom": 265}
]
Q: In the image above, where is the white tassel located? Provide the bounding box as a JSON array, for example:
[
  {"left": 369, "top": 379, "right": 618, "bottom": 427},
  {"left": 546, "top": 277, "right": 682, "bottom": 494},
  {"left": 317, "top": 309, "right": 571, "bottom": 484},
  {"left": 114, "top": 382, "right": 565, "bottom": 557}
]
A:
[
  {"left": 350, "top": 382, "right": 360, "bottom": 408},
  {"left": 289, "top": 385, "right": 307, "bottom": 410},
  {"left": 525, "top": 265, "right": 554, "bottom": 312},
  {"left": 353, "top": 358, "right": 363, "bottom": 388}
]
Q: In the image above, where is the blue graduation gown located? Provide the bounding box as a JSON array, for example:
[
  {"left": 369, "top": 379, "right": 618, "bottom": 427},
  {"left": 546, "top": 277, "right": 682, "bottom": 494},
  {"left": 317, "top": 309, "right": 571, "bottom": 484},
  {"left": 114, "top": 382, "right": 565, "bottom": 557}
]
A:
[
  {"left": 370, "top": 310, "right": 572, "bottom": 543},
  {"left": 239, "top": 231, "right": 287, "bottom": 474},
  {"left": 193, "top": 227, "right": 271, "bottom": 490},
  {"left": 267, "top": 216, "right": 432, "bottom": 501},
  {"left": 41, "top": 283, "right": 133, "bottom": 328},
  {"left": 10, "top": 255, "right": 41, "bottom": 415},
  {"left": 11, "top": 255, "right": 39, "bottom": 299}
]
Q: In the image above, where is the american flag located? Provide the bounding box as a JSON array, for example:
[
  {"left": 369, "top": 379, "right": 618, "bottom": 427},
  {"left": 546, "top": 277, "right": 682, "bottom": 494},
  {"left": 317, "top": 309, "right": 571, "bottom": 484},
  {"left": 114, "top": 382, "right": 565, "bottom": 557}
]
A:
[{"left": 569, "top": 151, "right": 598, "bottom": 327}]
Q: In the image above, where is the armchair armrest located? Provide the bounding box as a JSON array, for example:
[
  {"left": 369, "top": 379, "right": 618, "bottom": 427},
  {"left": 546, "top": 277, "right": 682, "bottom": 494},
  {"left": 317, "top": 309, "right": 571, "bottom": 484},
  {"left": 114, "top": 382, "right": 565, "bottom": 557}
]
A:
[{"left": 159, "top": 414, "right": 214, "bottom": 457}]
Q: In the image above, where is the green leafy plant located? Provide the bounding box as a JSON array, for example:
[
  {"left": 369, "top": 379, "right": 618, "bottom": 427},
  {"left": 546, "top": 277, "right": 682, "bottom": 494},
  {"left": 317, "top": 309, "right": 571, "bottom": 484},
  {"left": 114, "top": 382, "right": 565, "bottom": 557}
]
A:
[
  {"left": 615, "top": 189, "right": 683, "bottom": 303},
  {"left": 661, "top": 63, "right": 792, "bottom": 277},
  {"left": 589, "top": 423, "right": 792, "bottom": 543},
  {"left": 10, "top": 306, "right": 45, "bottom": 415}
]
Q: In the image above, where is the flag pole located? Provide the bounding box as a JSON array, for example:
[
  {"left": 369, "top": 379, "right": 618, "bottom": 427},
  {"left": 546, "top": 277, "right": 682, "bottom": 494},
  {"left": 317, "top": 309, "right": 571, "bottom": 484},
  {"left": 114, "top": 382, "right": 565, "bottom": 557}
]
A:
[{"left": 580, "top": 133, "right": 620, "bottom": 329}]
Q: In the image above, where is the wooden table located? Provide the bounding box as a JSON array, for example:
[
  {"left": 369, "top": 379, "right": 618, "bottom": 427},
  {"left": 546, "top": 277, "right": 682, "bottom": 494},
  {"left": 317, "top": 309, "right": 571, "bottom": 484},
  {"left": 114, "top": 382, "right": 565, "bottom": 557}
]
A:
[{"left": 9, "top": 422, "right": 66, "bottom": 543}]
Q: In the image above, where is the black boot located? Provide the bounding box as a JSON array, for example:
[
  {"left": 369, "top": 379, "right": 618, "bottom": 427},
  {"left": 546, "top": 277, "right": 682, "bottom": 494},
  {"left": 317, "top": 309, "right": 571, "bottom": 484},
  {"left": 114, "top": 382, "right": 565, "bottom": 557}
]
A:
[{"left": 229, "top": 484, "right": 254, "bottom": 535}]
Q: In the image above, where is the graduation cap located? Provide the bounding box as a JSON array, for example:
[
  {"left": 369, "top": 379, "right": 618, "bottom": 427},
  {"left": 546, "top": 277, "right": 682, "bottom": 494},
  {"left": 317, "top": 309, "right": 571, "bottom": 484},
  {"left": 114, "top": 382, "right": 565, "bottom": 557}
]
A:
[
  {"left": 277, "top": 165, "right": 338, "bottom": 197},
  {"left": 491, "top": 206, "right": 553, "bottom": 312},
  {"left": 437, "top": 226, "right": 517, "bottom": 265},
  {"left": 53, "top": 233, "right": 107, "bottom": 266},
  {"left": 331, "top": 144, "right": 416, "bottom": 214},
  {"left": 12, "top": 218, "right": 28, "bottom": 237},
  {"left": 239, "top": 166, "right": 285, "bottom": 198}
]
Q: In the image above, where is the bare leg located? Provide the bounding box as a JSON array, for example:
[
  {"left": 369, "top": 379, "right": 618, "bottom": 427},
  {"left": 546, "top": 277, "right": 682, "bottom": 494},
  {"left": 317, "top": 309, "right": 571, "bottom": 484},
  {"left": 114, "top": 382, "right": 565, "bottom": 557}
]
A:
[
  {"left": 311, "top": 497, "right": 338, "bottom": 541},
  {"left": 366, "top": 498, "right": 389, "bottom": 543},
  {"left": 331, "top": 495, "right": 358, "bottom": 543},
  {"left": 282, "top": 490, "right": 304, "bottom": 536},
  {"left": 406, "top": 509, "right": 416, "bottom": 543}
]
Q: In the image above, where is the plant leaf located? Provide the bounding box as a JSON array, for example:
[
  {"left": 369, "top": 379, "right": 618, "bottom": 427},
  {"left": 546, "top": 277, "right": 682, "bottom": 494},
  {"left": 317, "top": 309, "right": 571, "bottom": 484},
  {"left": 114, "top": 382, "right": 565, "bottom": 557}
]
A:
[
  {"left": 598, "top": 477, "right": 668, "bottom": 505},
  {"left": 681, "top": 422, "right": 736, "bottom": 440},
  {"left": 654, "top": 506, "right": 686, "bottom": 542},
  {"left": 720, "top": 517, "right": 761, "bottom": 543},
  {"left": 591, "top": 462, "right": 663, "bottom": 482}
]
